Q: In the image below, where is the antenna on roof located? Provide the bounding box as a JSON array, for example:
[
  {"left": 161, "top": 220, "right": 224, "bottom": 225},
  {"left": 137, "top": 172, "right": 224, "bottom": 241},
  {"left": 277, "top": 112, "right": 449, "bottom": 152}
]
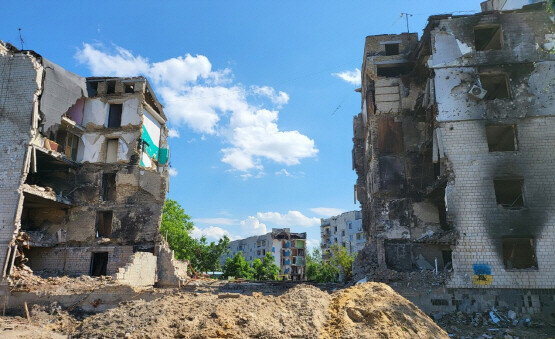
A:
[
  {"left": 400, "top": 13, "right": 413, "bottom": 33},
  {"left": 18, "top": 28, "right": 24, "bottom": 50}
]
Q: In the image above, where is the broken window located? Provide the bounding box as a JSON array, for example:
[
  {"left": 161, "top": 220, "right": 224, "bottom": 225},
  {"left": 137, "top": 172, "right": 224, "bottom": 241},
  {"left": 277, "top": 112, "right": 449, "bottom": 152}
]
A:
[
  {"left": 502, "top": 238, "right": 537, "bottom": 270},
  {"left": 105, "top": 139, "right": 118, "bottom": 163},
  {"left": 385, "top": 43, "right": 400, "bottom": 56},
  {"left": 376, "top": 63, "right": 412, "bottom": 77},
  {"left": 90, "top": 252, "right": 108, "bottom": 276},
  {"left": 108, "top": 104, "right": 122, "bottom": 128},
  {"left": 493, "top": 179, "right": 524, "bottom": 208},
  {"left": 480, "top": 73, "right": 510, "bottom": 100},
  {"left": 102, "top": 173, "right": 116, "bottom": 201},
  {"left": 474, "top": 25, "right": 503, "bottom": 51},
  {"left": 95, "top": 211, "right": 113, "bottom": 237},
  {"left": 64, "top": 133, "right": 79, "bottom": 161},
  {"left": 106, "top": 81, "right": 116, "bottom": 94},
  {"left": 124, "top": 84, "right": 135, "bottom": 94},
  {"left": 486, "top": 125, "right": 517, "bottom": 152}
]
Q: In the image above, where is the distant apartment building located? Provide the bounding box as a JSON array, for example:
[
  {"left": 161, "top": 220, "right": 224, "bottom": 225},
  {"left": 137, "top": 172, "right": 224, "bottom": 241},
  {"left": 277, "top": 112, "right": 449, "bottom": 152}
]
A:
[
  {"left": 220, "top": 228, "right": 306, "bottom": 280},
  {"left": 320, "top": 211, "right": 365, "bottom": 260}
]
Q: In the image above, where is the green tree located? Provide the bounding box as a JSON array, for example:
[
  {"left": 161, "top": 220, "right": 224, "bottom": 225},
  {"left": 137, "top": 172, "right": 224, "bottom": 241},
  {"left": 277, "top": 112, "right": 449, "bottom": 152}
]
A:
[
  {"left": 252, "top": 252, "right": 280, "bottom": 280},
  {"left": 222, "top": 252, "right": 254, "bottom": 279},
  {"left": 306, "top": 248, "right": 339, "bottom": 283},
  {"left": 329, "top": 244, "right": 355, "bottom": 282},
  {"left": 160, "top": 199, "right": 230, "bottom": 273}
]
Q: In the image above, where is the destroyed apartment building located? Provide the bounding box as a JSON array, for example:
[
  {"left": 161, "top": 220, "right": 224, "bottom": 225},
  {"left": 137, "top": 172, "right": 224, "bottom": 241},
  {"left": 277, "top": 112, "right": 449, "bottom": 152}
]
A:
[
  {"left": 352, "top": 0, "right": 555, "bottom": 311},
  {"left": 222, "top": 228, "right": 307, "bottom": 280},
  {"left": 0, "top": 41, "right": 186, "bottom": 287}
]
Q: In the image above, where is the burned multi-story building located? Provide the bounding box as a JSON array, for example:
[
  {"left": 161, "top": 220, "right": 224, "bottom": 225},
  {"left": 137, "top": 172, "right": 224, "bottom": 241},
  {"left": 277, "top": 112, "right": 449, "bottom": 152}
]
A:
[
  {"left": 353, "top": 0, "right": 555, "bottom": 296},
  {"left": 320, "top": 210, "right": 365, "bottom": 260},
  {"left": 221, "top": 228, "right": 307, "bottom": 280},
  {"left": 0, "top": 41, "right": 173, "bottom": 284}
]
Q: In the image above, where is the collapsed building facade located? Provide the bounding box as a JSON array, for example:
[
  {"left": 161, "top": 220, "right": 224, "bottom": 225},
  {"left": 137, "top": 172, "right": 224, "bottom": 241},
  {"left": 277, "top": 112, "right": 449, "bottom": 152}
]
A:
[
  {"left": 222, "top": 228, "right": 307, "bottom": 280},
  {"left": 0, "top": 41, "right": 182, "bottom": 286},
  {"left": 353, "top": 0, "right": 555, "bottom": 311}
]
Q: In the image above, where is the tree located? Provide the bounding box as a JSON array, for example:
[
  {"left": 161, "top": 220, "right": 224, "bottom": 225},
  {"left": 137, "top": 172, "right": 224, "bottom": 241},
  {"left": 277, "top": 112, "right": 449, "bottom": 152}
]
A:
[
  {"left": 222, "top": 252, "right": 254, "bottom": 279},
  {"left": 160, "top": 199, "right": 230, "bottom": 274},
  {"left": 252, "top": 252, "right": 280, "bottom": 280},
  {"left": 306, "top": 248, "right": 339, "bottom": 283},
  {"left": 329, "top": 244, "right": 355, "bottom": 282}
]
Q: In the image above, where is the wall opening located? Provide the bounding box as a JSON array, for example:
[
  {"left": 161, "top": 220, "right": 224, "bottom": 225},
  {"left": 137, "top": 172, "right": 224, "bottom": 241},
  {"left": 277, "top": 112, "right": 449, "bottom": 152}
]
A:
[
  {"left": 105, "top": 138, "right": 118, "bottom": 163},
  {"left": 480, "top": 73, "right": 510, "bottom": 100},
  {"left": 108, "top": 104, "right": 122, "bottom": 128},
  {"left": 56, "top": 130, "right": 79, "bottom": 161},
  {"left": 385, "top": 43, "right": 400, "bottom": 56},
  {"left": 486, "top": 125, "right": 517, "bottom": 152},
  {"left": 502, "top": 238, "right": 537, "bottom": 270},
  {"left": 96, "top": 211, "right": 113, "bottom": 237},
  {"left": 474, "top": 25, "right": 503, "bottom": 51},
  {"left": 101, "top": 173, "right": 117, "bottom": 201},
  {"left": 493, "top": 179, "right": 524, "bottom": 208},
  {"left": 124, "top": 84, "right": 135, "bottom": 94},
  {"left": 106, "top": 81, "right": 116, "bottom": 94},
  {"left": 377, "top": 63, "right": 412, "bottom": 77},
  {"left": 90, "top": 252, "right": 108, "bottom": 276}
]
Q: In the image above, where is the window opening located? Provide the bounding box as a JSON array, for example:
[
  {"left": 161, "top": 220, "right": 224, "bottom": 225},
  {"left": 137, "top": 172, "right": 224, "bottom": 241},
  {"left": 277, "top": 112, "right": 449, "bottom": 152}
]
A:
[
  {"left": 474, "top": 25, "right": 503, "bottom": 51},
  {"left": 376, "top": 63, "right": 412, "bottom": 77},
  {"left": 106, "top": 81, "right": 116, "bottom": 94},
  {"left": 96, "top": 211, "right": 113, "bottom": 237},
  {"left": 105, "top": 139, "right": 118, "bottom": 163},
  {"left": 493, "top": 179, "right": 524, "bottom": 208},
  {"left": 480, "top": 73, "right": 510, "bottom": 100},
  {"left": 124, "top": 84, "right": 134, "bottom": 93},
  {"left": 102, "top": 173, "right": 117, "bottom": 201},
  {"left": 486, "top": 125, "right": 517, "bottom": 152},
  {"left": 385, "top": 43, "right": 400, "bottom": 56},
  {"left": 502, "top": 238, "right": 537, "bottom": 269},
  {"left": 90, "top": 252, "right": 108, "bottom": 276},
  {"left": 108, "top": 104, "right": 122, "bottom": 128}
]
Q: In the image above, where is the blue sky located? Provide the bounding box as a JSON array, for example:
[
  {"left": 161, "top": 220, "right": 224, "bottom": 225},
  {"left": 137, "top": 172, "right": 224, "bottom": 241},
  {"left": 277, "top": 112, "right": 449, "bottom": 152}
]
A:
[{"left": 2, "top": 1, "right": 482, "bottom": 249}]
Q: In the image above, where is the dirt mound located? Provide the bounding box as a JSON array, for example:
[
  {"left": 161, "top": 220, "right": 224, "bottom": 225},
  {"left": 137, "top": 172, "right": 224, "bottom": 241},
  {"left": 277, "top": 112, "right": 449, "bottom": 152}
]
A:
[
  {"left": 320, "top": 282, "right": 449, "bottom": 339},
  {"left": 73, "top": 284, "right": 330, "bottom": 338}
]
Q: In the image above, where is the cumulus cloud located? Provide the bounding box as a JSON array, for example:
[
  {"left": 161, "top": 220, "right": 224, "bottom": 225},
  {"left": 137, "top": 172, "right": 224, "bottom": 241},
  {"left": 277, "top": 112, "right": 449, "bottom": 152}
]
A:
[
  {"left": 191, "top": 226, "right": 235, "bottom": 241},
  {"left": 76, "top": 43, "right": 318, "bottom": 175},
  {"left": 168, "top": 167, "right": 178, "bottom": 176},
  {"left": 332, "top": 68, "right": 361, "bottom": 86},
  {"left": 256, "top": 210, "right": 320, "bottom": 227},
  {"left": 309, "top": 207, "right": 344, "bottom": 217},
  {"left": 240, "top": 216, "right": 268, "bottom": 236},
  {"left": 305, "top": 239, "right": 321, "bottom": 250},
  {"left": 167, "top": 128, "right": 180, "bottom": 138},
  {"left": 275, "top": 169, "right": 291, "bottom": 176}
]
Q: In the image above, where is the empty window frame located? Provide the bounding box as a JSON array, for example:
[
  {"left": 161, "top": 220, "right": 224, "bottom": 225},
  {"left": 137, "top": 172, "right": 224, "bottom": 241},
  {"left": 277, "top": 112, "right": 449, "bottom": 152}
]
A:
[
  {"left": 493, "top": 179, "right": 524, "bottom": 208},
  {"left": 105, "top": 139, "right": 119, "bottom": 163},
  {"left": 106, "top": 81, "right": 117, "bottom": 94},
  {"left": 96, "top": 211, "right": 113, "bottom": 237},
  {"left": 124, "top": 83, "right": 135, "bottom": 94},
  {"left": 502, "top": 238, "right": 537, "bottom": 270},
  {"left": 108, "top": 104, "right": 123, "bottom": 128},
  {"left": 376, "top": 63, "right": 412, "bottom": 77},
  {"left": 101, "top": 173, "right": 117, "bottom": 201},
  {"left": 486, "top": 125, "right": 517, "bottom": 152},
  {"left": 385, "top": 43, "right": 400, "bottom": 56},
  {"left": 480, "top": 73, "right": 510, "bottom": 100},
  {"left": 90, "top": 252, "right": 109, "bottom": 276},
  {"left": 474, "top": 25, "right": 503, "bottom": 51}
]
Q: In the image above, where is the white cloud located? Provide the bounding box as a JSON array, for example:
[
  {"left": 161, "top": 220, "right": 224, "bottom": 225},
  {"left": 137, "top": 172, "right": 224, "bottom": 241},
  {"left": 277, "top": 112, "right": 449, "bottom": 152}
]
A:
[
  {"left": 191, "top": 226, "right": 235, "bottom": 241},
  {"left": 251, "top": 85, "right": 290, "bottom": 107},
  {"left": 168, "top": 128, "right": 180, "bottom": 138},
  {"left": 168, "top": 167, "right": 178, "bottom": 176},
  {"left": 275, "top": 169, "right": 291, "bottom": 176},
  {"left": 256, "top": 210, "right": 320, "bottom": 227},
  {"left": 332, "top": 68, "right": 361, "bottom": 86},
  {"left": 194, "top": 218, "right": 238, "bottom": 226},
  {"left": 310, "top": 207, "right": 345, "bottom": 217},
  {"left": 305, "top": 239, "right": 320, "bottom": 250},
  {"left": 240, "top": 216, "right": 268, "bottom": 236},
  {"left": 76, "top": 43, "right": 318, "bottom": 176}
]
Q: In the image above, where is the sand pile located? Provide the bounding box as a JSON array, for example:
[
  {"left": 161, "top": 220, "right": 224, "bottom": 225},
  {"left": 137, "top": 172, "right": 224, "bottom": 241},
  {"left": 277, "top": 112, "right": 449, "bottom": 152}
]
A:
[{"left": 321, "top": 282, "right": 449, "bottom": 339}]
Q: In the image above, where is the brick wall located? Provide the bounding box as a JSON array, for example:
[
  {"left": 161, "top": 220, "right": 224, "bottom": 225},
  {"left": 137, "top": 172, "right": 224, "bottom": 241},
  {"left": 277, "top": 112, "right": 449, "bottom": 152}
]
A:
[
  {"left": 440, "top": 117, "right": 555, "bottom": 288},
  {"left": 114, "top": 251, "right": 157, "bottom": 287},
  {"left": 0, "top": 53, "right": 41, "bottom": 274}
]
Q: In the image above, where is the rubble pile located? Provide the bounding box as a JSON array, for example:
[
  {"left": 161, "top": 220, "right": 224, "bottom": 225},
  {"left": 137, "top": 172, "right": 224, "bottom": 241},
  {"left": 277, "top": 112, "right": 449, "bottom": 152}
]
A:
[{"left": 362, "top": 267, "right": 449, "bottom": 289}]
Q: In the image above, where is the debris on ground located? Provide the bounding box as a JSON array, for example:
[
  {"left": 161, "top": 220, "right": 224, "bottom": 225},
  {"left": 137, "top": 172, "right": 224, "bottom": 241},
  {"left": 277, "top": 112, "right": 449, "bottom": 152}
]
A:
[{"left": 321, "top": 282, "right": 449, "bottom": 339}]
